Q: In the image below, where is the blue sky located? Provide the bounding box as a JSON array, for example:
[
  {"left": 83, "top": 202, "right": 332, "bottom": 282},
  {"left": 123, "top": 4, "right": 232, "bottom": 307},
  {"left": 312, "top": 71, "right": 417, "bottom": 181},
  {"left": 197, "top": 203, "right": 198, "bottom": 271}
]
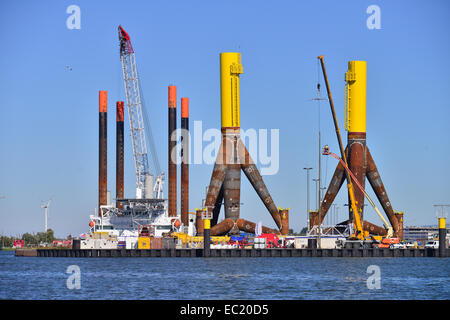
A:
[{"left": 0, "top": 0, "right": 449, "bottom": 237}]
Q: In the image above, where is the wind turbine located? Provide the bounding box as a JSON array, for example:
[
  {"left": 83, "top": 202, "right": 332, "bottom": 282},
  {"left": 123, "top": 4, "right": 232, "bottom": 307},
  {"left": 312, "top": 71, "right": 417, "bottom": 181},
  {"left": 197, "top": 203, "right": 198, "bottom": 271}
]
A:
[{"left": 41, "top": 198, "right": 53, "bottom": 232}]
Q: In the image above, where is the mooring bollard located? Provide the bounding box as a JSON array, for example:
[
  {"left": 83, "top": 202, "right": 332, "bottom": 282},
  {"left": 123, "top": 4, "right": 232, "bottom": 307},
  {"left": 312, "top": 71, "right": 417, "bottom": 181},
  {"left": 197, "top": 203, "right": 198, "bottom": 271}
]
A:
[
  {"left": 439, "top": 217, "right": 447, "bottom": 257},
  {"left": 203, "top": 209, "right": 211, "bottom": 257}
]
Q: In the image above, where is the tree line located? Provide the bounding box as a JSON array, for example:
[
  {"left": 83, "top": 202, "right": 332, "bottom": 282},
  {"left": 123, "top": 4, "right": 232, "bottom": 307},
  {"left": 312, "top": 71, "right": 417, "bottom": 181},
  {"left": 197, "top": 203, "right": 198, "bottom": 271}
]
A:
[{"left": 0, "top": 229, "right": 57, "bottom": 247}]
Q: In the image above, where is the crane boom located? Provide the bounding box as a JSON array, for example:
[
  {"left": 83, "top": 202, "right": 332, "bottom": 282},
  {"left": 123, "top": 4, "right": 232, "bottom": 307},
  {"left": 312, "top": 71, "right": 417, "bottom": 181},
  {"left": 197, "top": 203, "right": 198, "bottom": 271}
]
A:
[
  {"left": 118, "top": 25, "right": 152, "bottom": 199},
  {"left": 324, "top": 150, "right": 394, "bottom": 238}
]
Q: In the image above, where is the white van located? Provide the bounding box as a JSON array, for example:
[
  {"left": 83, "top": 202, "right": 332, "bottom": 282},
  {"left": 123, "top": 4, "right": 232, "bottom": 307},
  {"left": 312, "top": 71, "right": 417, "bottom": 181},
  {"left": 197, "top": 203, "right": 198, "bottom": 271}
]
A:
[{"left": 424, "top": 240, "right": 439, "bottom": 249}]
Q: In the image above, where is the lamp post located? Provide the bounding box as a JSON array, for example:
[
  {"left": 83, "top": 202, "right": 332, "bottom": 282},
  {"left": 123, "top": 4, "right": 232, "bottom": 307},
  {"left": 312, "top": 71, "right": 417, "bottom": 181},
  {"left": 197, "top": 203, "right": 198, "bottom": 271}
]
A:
[{"left": 303, "top": 167, "right": 313, "bottom": 231}]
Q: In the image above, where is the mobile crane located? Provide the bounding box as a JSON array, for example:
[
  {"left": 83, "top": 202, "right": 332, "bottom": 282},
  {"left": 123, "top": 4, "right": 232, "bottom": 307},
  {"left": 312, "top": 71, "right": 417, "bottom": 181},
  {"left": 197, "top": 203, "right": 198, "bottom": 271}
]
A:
[{"left": 118, "top": 25, "right": 164, "bottom": 199}]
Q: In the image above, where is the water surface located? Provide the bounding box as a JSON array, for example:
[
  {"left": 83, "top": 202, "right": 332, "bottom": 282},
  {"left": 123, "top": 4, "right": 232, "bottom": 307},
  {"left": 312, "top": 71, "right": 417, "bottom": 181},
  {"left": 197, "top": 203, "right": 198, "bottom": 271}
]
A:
[{"left": 0, "top": 251, "right": 448, "bottom": 299}]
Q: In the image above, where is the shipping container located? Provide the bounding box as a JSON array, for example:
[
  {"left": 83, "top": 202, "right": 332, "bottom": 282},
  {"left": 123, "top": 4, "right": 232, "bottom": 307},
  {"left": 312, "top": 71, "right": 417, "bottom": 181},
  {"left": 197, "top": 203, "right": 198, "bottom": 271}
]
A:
[
  {"left": 162, "top": 237, "right": 176, "bottom": 249},
  {"left": 138, "top": 237, "right": 151, "bottom": 249},
  {"left": 151, "top": 237, "right": 162, "bottom": 249}
]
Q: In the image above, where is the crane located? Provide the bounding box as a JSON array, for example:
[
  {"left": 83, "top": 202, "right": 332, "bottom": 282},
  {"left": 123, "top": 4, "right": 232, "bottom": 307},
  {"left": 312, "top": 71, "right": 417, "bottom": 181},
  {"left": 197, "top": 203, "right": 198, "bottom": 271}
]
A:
[
  {"left": 118, "top": 25, "right": 163, "bottom": 199},
  {"left": 317, "top": 55, "right": 364, "bottom": 240},
  {"left": 322, "top": 147, "right": 394, "bottom": 238}
]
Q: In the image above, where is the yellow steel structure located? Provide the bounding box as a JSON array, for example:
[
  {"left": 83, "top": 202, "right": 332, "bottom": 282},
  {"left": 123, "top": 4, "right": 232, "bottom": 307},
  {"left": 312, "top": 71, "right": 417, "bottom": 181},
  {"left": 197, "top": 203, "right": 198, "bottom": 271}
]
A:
[
  {"left": 204, "top": 218, "right": 211, "bottom": 230},
  {"left": 345, "top": 61, "right": 367, "bottom": 133},
  {"left": 318, "top": 55, "right": 365, "bottom": 240},
  {"left": 173, "top": 232, "right": 230, "bottom": 244},
  {"left": 220, "top": 52, "right": 243, "bottom": 128},
  {"left": 439, "top": 217, "right": 446, "bottom": 229},
  {"left": 138, "top": 237, "right": 151, "bottom": 249}
]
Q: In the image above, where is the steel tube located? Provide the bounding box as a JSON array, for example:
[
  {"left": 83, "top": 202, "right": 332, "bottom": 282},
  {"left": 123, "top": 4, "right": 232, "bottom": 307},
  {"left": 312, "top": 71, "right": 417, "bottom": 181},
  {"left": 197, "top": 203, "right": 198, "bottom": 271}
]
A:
[
  {"left": 224, "top": 146, "right": 241, "bottom": 223},
  {"left": 181, "top": 97, "right": 189, "bottom": 226},
  {"left": 280, "top": 208, "right": 289, "bottom": 235},
  {"left": 116, "top": 101, "right": 124, "bottom": 209},
  {"left": 223, "top": 131, "right": 241, "bottom": 225},
  {"left": 99, "top": 91, "right": 108, "bottom": 215},
  {"left": 168, "top": 86, "right": 177, "bottom": 217},
  {"left": 203, "top": 219, "right": 211, "bottom": 257},
  {"left": 210, "top": 218, "right": 235, "bottom": 236},
  {"left": 365, "top": 147, "right": 400, "bottom": 237},
  {"left": 362, "top": 220, "right": 387, "bottom": 236},
  {"left": 439, "top": 218, "right": 447, "bottom": 257},
  {"left": 236, "top": 218, "right": 280, "bottom": 235},
  {"left": 211, "top": 185, "right": 224, "bottom": 227},
  {"left": 238, "top": 140, "right": 282, "bottom": 230},
  {"left": 204, "top": 141, "right": 226, "bottom": 216},
  {"left": 347, "top": 135, "right": 366, "bottom": 222},
  {"left": 196, "top": 209, "right": 204, "bottom": 235}
]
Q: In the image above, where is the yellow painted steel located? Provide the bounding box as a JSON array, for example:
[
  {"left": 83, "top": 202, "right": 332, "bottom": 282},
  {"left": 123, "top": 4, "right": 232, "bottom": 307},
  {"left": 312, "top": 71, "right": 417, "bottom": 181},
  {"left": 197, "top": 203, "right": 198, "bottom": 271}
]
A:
[
  {"left": 345, "top": 61, "right": 367, "bottom": 133},
  {"left": 188, "top": 235, "right": 230, "bottom": 243},
  {"left": 204, "top": 219, "right": 211, "bottom": 230},
  {"left": 439, "top": 218, "right": 446, "bottom": 229},
  {"left": 138, "top": 237, "right": 151, "bottom": 249},
  {"left": 220, "top": 52, "right": 243, "bottom": 128}
]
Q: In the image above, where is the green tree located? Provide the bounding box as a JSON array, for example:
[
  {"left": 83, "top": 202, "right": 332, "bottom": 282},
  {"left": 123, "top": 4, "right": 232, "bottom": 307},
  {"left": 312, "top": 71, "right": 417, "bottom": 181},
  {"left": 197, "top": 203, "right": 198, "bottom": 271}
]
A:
[
  {"left": 36, "top": 229, "right": 56, "bottom": 244},
  {"left": 21, "top": 233, "right": 38, "bottom": 245},
  {"left": 1, "top": 235, "right": 15, "bottom": 247},
  {"left": 46, "top": 229, "right": 56, "bottom": 242}
]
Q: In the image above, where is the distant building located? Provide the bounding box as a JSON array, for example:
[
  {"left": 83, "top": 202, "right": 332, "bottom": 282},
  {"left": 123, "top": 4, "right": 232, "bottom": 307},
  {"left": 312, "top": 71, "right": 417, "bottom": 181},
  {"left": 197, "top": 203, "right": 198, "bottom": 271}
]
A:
[{"left": 403, "top": 226, "right": 449, "bottom": 243}]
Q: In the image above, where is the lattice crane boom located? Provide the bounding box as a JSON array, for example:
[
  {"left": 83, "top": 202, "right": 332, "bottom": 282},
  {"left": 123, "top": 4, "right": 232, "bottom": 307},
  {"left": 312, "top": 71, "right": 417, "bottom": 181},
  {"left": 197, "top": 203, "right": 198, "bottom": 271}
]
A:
[{"left": 118, "top": 25, "right": 153, "bottom": 199}]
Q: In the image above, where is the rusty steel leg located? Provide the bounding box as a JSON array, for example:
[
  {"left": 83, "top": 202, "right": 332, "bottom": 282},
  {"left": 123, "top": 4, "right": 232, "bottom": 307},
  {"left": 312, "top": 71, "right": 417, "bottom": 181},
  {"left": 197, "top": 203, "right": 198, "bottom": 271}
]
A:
[
  {"left": 116, "top": 101, "right": 124, "bottom": 209},
  {"left": 238, "top": 140, "right": 282, "bottom": 230},
  {"left": 362, "top": 220, "right": 387, "bottom": 236},
  {"left": 180, "top": 100, "right": 189, "bottom": 226},
  {"left": 196, "top": 209, "right": 204, "bottom": 236},
  {"left": 223, "top": 128, "right": 241, "bottom": 224},
  {"left": 365, "top": 147, "right": 400, "bottom": 237},
  {"left": 223, "top": 163, "right": 241, "bottom": 222},
  {"left": 99, "top": 91, "right": 108, "bottom": 215},
  {"left": 395, "top": 211, "right": 404, "bottom": 240},
  {"left": 347, "top": 134, "right": 366, "bottom": 222},
  {"left": 211, "top": 185, "right": 224, "bottom": 227},
  {"left": 168, "top": 86, "right": 177, "bottom": 217},
  {"left": 210, "top": 218, "right": 235, "bottom": 236},
  {"left": 204, "top": 142, "right": 226, "bottom": 214},
  {"left": 309, "top": 211, "right": 319, "bottom": 230},
  {"left": 236, "top": 218, "right": 280, "bottom": 235},
  {"left": 279, "top": 208, "right": 289, "bottom": 235}
]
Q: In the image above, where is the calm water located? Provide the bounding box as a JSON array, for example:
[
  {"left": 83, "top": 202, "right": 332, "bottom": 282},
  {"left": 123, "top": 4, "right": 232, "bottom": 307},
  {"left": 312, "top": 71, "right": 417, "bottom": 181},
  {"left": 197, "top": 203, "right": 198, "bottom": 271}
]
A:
[{"left": 0, "top": 251, "right": 448, "bottom": 300}]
